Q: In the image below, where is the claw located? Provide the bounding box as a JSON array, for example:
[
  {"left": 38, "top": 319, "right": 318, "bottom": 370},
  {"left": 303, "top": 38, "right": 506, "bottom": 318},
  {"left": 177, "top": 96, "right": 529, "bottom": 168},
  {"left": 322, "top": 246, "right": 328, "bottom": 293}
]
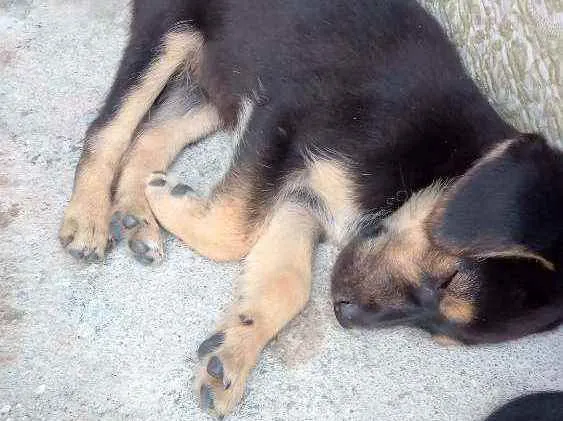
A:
[
  {"left": 134, "top": 253, "right": 155, "bottom": 266},
  {"left": 84, "top": 251, "right": 100, "bottom": 262},
  {"left": 110, "top": 213, "right": 126, "bottom": 243},
  {"left": 60, "top": 235, "right": 73, "bottom": 247}
]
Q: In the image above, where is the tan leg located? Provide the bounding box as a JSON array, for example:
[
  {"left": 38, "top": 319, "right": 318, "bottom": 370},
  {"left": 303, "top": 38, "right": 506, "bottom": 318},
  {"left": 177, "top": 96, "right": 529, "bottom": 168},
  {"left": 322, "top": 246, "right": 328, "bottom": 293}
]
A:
[
  {"left": 112, "top": 104, "right": 220, "bottom": 264},
  {"left": 60, "top": 30, "right": 203, "bottom": 260},
  {"left": 145, "top": 173, "right": 260, "bottom": 262},
  {"left": 194, "top": 203, "right": 320, "bottom": 416}
]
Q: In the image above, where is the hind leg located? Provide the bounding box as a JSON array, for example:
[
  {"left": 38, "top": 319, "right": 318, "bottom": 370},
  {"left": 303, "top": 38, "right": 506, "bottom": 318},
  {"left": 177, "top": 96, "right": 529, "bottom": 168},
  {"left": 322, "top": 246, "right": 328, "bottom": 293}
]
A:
[
  {"left": 145, "top": 171, "right": 259, "bottom": 262},
  {"left": 60, "top": 20, "right": 203, "bottom": 261},
  {"left": 112, "top": 79, "right": 221, "bottom": 264}
]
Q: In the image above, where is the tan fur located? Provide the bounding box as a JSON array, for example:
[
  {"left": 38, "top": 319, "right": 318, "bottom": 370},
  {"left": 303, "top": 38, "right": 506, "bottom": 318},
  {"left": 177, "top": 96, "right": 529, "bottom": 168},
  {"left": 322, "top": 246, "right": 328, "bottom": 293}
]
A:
[
  {"left": 93, "top": 31, "right": 203, "bottom": 167},
  {"left": 145, "top": 173, "right": 260, "bottom": 262},
  {"left": 195, "top": 203, "right": 319, "bottom": 416},
  {"left": 146, "top": 158, "right": 357, "bottom": 262},
  {"left": 232, "top": 97, "right": 254, "bottom": 146},
  {"left": 344, "top": 184, "right": 480, "bottom": 324},
  {"left": 241, "top": 204, "right": 319, "bottom": 328},
  {"left": 60, "top": 30, "right": 203, "bottom": 256},
  {"left": 372, "top": 186, "right": 479, "bottom": 325},
  {"left": 439, "top": 295, "right": 475, "bottom": 323},
  {"left": 375, "top": 180, "right": 553, "bottom": 288},
  {"left": 469, "top": 138, "right": 517, "bottom": 172},
  {"left": 306, "top": 158, "right": 359, "bottom": 243},
  {"left": 432, "top": 334, "right": 462, "bottom": 347},
  {"left": 366, "top": 184, "right": 447, "bottom": 286}
]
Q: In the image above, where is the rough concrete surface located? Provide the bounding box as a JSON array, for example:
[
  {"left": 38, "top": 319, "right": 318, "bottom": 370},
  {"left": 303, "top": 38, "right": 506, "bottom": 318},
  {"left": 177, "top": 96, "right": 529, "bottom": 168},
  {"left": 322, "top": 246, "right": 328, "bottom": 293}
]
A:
[{"left": 0, "top": 1, "right": 561, "bottom": 420}]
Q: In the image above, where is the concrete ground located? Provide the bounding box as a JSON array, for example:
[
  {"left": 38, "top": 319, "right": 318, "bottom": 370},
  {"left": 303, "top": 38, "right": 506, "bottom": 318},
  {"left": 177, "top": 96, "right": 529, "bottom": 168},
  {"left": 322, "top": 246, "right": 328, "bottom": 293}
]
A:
[{"left": 0, "top": 1, "right": 561, "bottom": 420}]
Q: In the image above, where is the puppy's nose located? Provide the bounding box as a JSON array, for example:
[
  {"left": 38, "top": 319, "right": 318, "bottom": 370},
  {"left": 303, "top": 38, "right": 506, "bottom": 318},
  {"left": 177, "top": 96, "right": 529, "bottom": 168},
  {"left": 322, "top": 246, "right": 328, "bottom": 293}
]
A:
[{"left": 333, "top": 300, "right": 361, "bottom": 328}]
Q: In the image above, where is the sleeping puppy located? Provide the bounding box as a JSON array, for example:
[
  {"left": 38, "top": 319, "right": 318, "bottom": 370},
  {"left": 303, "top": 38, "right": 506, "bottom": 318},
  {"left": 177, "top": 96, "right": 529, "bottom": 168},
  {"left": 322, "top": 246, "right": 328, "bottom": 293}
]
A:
[{"left": 59, "top": 0, "right": 562, "bottom": 415}]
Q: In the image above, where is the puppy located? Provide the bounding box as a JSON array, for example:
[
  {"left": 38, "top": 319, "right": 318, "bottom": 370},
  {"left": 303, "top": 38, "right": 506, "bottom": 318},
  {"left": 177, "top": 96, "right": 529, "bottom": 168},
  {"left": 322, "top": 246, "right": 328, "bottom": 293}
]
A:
[{"left": 59, "top": 0, "right": 562, "bottom": 415}]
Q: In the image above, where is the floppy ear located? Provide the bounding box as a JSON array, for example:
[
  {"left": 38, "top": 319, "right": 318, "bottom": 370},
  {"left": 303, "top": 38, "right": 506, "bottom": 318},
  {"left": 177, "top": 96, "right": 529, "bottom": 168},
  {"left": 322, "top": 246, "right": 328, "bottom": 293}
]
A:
[{"left": 430, "top": 134, "right": 563, "bottom": 271}]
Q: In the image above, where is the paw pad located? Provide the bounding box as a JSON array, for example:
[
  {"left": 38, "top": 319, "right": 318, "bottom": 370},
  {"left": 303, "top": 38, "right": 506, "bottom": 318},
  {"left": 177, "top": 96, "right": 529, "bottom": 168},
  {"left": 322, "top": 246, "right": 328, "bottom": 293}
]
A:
[
  {"left": 148, "top": 175, "right": 166, "bottom": 186},
  {"left": 239, "top": 314, "right": 254, "bottom": 325},
  {"left": 197, "top": 332, "right": 225, "bottom": 359},
  {"left": 170, "top": 183, "right": 194, "bottom": 196},
  {"left": 207, "top": 356, "right": 224, "bottom": 380},
  {"left": 128, "top": 239, "right": 157, "bottom": 265}
]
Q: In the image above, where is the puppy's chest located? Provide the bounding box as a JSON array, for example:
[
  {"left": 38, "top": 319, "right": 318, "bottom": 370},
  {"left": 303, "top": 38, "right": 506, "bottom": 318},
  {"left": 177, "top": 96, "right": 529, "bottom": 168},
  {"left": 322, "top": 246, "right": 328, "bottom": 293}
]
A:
[{"left": 278, "top": 158, "right": 362, "bottom": 245}]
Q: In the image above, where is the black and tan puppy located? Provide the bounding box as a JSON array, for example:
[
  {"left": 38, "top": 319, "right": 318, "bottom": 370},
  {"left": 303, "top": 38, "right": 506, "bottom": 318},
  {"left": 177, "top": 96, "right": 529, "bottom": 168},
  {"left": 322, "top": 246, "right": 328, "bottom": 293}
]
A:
[{"left": 60, "top": 0, "right": 563, "bottom": 415}]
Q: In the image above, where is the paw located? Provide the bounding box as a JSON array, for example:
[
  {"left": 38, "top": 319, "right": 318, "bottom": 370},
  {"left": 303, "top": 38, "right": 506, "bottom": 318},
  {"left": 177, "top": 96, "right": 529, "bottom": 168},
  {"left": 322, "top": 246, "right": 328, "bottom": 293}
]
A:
[
  {"left": 109, "top": 211, "right": 164, "bottom": 265},
  {"left": 195, "top": 324, "right": 260, "bottom": 417},
  {"left": 110, "top": 199, "right": 164, "bottom": 265},
  {"left": 60, "top": 200, "right": 110, "bottom": 262}
]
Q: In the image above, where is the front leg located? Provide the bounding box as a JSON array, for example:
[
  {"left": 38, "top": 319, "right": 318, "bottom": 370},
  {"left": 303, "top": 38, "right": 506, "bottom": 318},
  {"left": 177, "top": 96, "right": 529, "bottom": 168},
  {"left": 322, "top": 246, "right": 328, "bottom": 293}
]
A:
[
  {"left": 60, "top": 28, "right": 202, "bottom": 261},
  {"left": 146, "top": 174, "right": 320, "bottom": 415},
  {"left": 195, "top": 204, "right": 319, "bottom": 416}
]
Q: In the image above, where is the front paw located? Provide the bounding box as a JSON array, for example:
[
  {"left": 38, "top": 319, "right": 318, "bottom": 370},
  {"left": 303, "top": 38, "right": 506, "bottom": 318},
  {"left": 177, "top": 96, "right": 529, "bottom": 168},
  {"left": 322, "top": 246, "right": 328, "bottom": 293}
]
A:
[
  {"left": 60, "top": 198, "right": 111, "bottom": 261},
  {"left": 110, "top": 208, "right": 164, "bottom": 265},
  {"left": 195, "top": 325, "right": 260, "bottom": 417}
]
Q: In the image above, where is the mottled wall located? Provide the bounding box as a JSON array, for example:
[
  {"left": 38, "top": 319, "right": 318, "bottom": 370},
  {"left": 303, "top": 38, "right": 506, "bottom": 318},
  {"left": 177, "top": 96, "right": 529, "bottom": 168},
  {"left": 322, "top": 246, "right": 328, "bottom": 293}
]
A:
[{"left": 420, "top": 0, "right": 562, "bottom": 145}]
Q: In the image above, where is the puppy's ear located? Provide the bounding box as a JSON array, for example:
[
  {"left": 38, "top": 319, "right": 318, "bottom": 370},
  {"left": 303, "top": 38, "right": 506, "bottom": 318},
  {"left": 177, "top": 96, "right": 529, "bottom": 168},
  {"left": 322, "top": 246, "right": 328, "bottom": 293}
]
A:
[{"left": 430, "top": 134, "right": 563, "bottom": 270}]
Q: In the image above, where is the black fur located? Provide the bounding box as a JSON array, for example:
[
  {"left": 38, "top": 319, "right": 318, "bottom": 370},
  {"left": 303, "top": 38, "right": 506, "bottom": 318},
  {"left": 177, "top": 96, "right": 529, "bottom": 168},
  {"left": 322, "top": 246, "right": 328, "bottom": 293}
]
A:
[
  {"left": 426, "top": 135, "right": 563, "bottom": 343},
  {"left": 192, "top": 0, "right": 516, "bottom": 216},
  {"left": 485, "top": 392, "right": 563, "bottom": 421},
  {"left": 104, "top": 0, "right": 515, "bottom": 218},
  {"left": 115, "top": 0, "right": 518, "bottom": 229},
  {"left": 433, "top": 135, "right": 563, "bottom": 264},
  {"left": 331, "top": 136, "right": 563, "bottom": 343}
]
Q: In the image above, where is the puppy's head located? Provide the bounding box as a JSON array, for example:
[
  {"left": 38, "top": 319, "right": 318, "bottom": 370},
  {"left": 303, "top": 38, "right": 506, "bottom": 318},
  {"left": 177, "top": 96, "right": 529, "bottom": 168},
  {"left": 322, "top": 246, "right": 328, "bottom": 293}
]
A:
[{"left": 331, "top": 135, "right": 563, "bottom": 343}]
